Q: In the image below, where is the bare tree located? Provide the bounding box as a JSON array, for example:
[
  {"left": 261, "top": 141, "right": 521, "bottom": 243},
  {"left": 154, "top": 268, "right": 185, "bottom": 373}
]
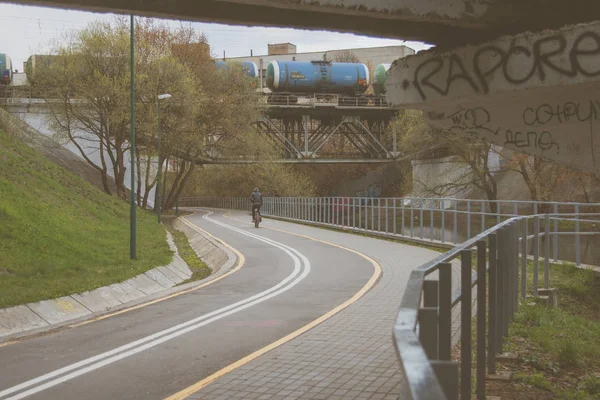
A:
[
  {"left": 396, "top": 110, "right": 502, "bottom": 212},
  {"left": 332, "top": 50, "right": 361, "bottom": 63}
]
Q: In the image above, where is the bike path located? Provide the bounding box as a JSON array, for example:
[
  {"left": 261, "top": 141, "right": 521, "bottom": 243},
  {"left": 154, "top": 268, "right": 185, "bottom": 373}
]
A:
[{"left": 0, "top": 210, "right": 374, "bottom": 400}]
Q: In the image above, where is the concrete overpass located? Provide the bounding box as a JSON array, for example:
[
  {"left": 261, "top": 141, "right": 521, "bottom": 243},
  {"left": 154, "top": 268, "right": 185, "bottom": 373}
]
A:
[
  {"left": 5, "top": 0, "right": 600, "bottom": 48},
  {"left": 6, "top": 0, "right": 600, "bottom": 173}
]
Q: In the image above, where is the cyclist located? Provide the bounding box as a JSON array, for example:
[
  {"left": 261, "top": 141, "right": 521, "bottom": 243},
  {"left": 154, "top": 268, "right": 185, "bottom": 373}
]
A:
[{"left": 250, "top": 187, "right": 263, "bottom": 222}]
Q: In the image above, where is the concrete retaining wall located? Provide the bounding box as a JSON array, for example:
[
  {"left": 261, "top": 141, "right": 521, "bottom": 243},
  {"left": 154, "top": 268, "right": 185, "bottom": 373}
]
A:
[{"left": 0, "top": 217, "right": 234, "bottom": 341}]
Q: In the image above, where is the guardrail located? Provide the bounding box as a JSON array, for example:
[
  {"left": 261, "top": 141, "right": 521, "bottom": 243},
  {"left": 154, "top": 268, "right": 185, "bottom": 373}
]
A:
[
  {"left": 179, "top": 196, "right": 600, "bottom": 267},
  {"left": 181, "top": 196, "right": 600, "bottom": 399}
]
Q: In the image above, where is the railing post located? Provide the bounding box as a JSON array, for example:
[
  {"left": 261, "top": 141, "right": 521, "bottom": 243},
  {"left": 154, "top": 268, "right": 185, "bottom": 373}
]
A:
[
  {"left": 420, "top": 200, "right": 424, "bottom": 239},
  {"left": 454, "top": 200, "right": 458, "bottom": 244},
  {"left": 460, "top": 249, "right": 472, "bottom": 400},
  {"left": 393, "top": 198, "right": 397, "bottom": 235},
  {"left": 533, "top": 216, "right": 540, "bottom": 297},
  {"left": 371, "top": 198, "right": 375, "bottom": 232},
  {"left": 575, "top": 204, "right": 581, "bottom": 266},
  {"left": 377, "top": 198, "right": 381, "bottom": 232},
  {"left": 467, "top": 200, "right": 471, "bottom": 239},
  {"left": 544, "top": 214, "right": 550, "bottom": 289},
  {"left": 496, "top": 227, "right": 505, "bottom": 354},
  {"left": 401, "top": 199, "right": 405, "bottom": 236},
  {"left": 481, "top": 199, "right": 485, "bottom": 234},
  {"left": 441, "top": 202, "right": 446, "bottom": 243},
  {"left": 488, "top": 234, "right": 497, "bottom": 375},
  {"left": 411, "top": 200, "right": 415, "bottom": 237},
  {"left": 439, "top": 263, "right": 452, "bottom": 361},
  {"left": 476, "top": 240, "right": 487, "bottom": 400},
  {"left": 432, "top": 361, "right": 459, "bottom": 400},
  {"left": 521, "top": 218, "right": 528, "bottom": 300},
  {"left": 420, "top": 280, "right": 439, "bottom": 360},
  {"left": 385, "top": 198, "right": 389, "bottom": 233},
  {"left": 353, "top": 197, "right": 356, "bottom": 228},
  {"left": 553, "top": 202, "right": 559, "bottom": 262},
  {"left": 430, "top": 206, "right": 434, "bottom": 241}
]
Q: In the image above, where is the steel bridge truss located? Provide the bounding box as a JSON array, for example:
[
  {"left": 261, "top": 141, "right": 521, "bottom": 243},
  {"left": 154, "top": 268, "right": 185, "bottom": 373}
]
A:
[{"left": 205, "top": 107, "right": 402, "bottom": 163}]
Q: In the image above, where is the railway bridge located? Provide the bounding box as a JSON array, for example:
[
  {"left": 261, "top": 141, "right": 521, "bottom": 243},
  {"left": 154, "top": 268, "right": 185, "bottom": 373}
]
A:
[{"left": 1, "top": 90, "right": 412, "bottom": 164}]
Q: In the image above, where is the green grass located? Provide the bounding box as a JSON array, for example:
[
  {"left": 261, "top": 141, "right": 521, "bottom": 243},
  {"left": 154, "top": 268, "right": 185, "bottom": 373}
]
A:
[
  {"left": 502, "top": 262, "right": 600, "bottom": 399},
  {"left": 0, "top": 129, "right": 172, "bottom": 308},
  {"left": 164, "top": 220, "right": 211, "bottom": 284}
]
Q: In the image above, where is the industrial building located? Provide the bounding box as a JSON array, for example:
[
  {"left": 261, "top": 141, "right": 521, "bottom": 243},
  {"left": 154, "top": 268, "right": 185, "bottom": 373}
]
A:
[{"left": 224, "top": 43, "right": 415, "bottom": 90}]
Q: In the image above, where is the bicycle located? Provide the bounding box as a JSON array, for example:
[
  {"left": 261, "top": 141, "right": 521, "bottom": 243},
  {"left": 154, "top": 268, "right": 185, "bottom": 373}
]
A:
[{"left": 252, "top": 206, "right": 262, "bottom": 228}]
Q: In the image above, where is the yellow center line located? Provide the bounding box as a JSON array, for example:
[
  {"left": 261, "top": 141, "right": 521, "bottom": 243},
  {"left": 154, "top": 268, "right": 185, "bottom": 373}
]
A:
[
  {"left": 0, "top": 211, "right": 245, "bottom": 346},
  {"left": 164, "top": 209, "right": 382, "bottom": 400}
]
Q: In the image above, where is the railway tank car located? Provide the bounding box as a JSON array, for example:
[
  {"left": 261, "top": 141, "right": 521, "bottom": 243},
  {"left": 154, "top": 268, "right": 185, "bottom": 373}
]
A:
[
  {"left": 215, "top": 60, "right": 259, "bottom": 78},
  {"left": 373, "top": 63, "right": 391, "bottom": 96},
  {"left": 1, "top": 53, "right": 13, "bottom": 85},
  {"left": 266, "top": 60, "right": 369, "bottom": 97}
]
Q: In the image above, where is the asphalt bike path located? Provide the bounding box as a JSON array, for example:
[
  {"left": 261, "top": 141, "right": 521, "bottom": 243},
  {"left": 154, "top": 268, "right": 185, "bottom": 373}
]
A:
[{"left": 0, "top": 210, "right": 374, "bottom": 400}]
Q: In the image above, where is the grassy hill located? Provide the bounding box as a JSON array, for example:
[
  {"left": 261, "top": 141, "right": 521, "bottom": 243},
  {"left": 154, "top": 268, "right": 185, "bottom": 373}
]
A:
[{"left": 0, "top": 129, "right": 172, "bottom": 309}]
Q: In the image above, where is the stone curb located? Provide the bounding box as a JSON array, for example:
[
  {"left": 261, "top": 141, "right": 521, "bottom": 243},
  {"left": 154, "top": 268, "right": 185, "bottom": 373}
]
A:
[{"left": 0, "top": 214, "right": 236, "bottom": 342}]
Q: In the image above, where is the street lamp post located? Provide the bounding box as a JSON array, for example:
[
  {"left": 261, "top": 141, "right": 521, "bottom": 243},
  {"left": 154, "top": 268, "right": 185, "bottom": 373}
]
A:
[
  {"left": 130, "top": 14, "right": 136, "bottom": 260},
  {"left": 156, "top": 93, "right": 172, "bottom": 223}
]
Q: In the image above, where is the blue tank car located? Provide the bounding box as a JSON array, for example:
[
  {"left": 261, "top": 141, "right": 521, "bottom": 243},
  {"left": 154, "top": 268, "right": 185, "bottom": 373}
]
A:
[
  {"left": 0, "top": 53, "right": 13, "bottom": 85},
  {"left": 215, "top": 60, "right": 259, "bottom": 78},
  {"left": 266, "top": 60, "right": 369, "bottom": 95}
]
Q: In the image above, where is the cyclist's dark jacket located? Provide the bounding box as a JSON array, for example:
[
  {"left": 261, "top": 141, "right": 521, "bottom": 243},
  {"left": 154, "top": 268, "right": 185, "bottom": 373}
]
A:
[{"left": 250, "top": 190, "right": 262, "bottom": 205}]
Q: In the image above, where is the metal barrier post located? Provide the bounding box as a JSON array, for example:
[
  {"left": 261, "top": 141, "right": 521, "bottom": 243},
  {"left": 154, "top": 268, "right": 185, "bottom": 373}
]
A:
[
  {"left": 439, "top": 263, "right": 452, "bottom": 361},
  {"left": 393, "top": 199, "right": 397, "bottom": 234},
  {"left": 467, "top": 200, "right": 471, "bottom": 239},
  {"left": 420, "top": 280, "right": 439, "bottom": 360},
  {"left": 454, "top": 200, "right": 458, "bottom": 244},
  {"left": 401, "top": 200, "right": 405, "bottom": 236},
  {"left": 513, "top": 222, "right": 519, "bottom": 317},
  {"left": 553, "top": 203, "right": 559, "bottom": 261},
  {"left": 533, "top": 216, "right": 540, "bottom": 297},
  {"left": 460, "top": 249, "right": 473, "bottom": 400},
  {"left": 544, "top": 214, "right": 550, "bottom": 289},
  {"left": 432, "top": 361, "right": 459, "bottom": 400},
  {"left": 358, "top": 199, "right": 362, "bottom": 229},
  {"left": 347, "top": 198, "right": 351, "bottom": 227},
  {"left": 521, "top": 218, "right": 527, "bottom": 300},
  {"left": 420, "top": 200, "right": 424, "bottom": 239},
  {"left": 476, "top": 240, "right": 487, "bottom": 399},
  {"left": 442, "top": 203, "right": 446, "bottom": 243},
  {"left": 385, "top": 199, "right": 389, "bottom": 233},
  {"left": 430, "top": 206, "right": 434, "bottom": 241},
  {"left": 488, "top": 234, "right": 497, "bottom": 374},
  {"left": 481, "top": 200, "right": 485, "bottom": 234},
  {"left": 575, "top": 204, "right": 581, "bottom": 266},
  {"left": 371, "top": 198, "right": 375, "bottom": 231},
  {"left": 411, "top": 201, "right": 415, "bottom": 237},
  {"left": 377, "top": 198, "right": 381, "bottom": 232},
  {"left": 353, "top": 198, "right": 356, "bottom": 228},
  {"left": 503, "top": 225, "right": 511, "bottom": 335},
  {"left": 496, "top": 228, "right": 505, "bottom": 353}
]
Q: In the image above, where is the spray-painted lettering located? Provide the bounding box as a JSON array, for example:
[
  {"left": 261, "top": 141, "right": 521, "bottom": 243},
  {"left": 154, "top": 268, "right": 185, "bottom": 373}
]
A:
[{"left": 413, "top": 31, "right": 600, "bottom": 100}]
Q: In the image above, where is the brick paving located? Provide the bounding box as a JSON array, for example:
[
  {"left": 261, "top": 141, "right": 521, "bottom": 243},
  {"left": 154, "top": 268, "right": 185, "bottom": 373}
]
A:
[{"left": 183, "top": 212, "right": 470, "bottom": 400}]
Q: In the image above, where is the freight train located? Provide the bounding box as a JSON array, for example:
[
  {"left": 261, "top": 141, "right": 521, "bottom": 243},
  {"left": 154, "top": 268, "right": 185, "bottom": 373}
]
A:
[
  {"left": 5, "top": 51, "right": 395, "bottom": 107},
  {"left": 0, "top": 53, "right": 13, "bottom": 85},
  {"left": 265, "top": 60, "right": 390, "bottom": 106}
]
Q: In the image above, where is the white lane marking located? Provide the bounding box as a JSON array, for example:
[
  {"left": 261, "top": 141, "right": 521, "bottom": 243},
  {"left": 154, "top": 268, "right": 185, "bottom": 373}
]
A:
[{"left": 0, "top": 211, "right": 311, "bottom": 400}]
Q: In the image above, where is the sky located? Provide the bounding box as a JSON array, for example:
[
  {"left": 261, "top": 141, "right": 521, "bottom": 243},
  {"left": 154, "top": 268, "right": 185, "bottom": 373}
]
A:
[{"left": 0, "top": 3, "right": 432, "bottom": 71}]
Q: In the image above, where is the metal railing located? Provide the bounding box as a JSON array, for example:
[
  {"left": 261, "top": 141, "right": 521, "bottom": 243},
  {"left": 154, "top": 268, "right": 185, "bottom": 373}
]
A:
[
  {"left": 181, "top": 196, "right": 599, "bottom": 399},
  {"left": 180, "top": 196, "right": 600, "bottom": 267}
]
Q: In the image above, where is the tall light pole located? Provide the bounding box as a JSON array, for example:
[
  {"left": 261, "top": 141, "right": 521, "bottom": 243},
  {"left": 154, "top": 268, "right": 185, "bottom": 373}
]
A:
[
  {"left": 156, "top": 93, "right": 172, "bottom": 223},
  {"left": 129, "top": 14, "right": 136, "bottom": 260}
]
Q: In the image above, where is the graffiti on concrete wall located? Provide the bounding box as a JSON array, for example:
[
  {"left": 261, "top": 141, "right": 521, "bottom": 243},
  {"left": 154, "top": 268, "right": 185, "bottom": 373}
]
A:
[{"left": 409, "top": 30, "right": 600, "bottom": 101}]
